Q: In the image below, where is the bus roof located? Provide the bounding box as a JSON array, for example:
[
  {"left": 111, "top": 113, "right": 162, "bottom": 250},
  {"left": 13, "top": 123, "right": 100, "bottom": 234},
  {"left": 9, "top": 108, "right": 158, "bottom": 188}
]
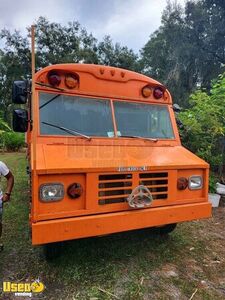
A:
[{"left": 35, "top": 63, "right": 171, "bottom": 103}]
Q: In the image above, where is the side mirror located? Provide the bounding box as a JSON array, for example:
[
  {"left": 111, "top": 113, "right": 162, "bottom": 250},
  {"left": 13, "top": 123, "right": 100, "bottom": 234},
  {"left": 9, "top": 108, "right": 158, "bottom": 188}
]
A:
[
  {"left": 12, "top": 80, "right": 28, "bottom": 104},
  {"left": 13, "top": 109, "right": 28, "bottom": 132},
  {"left": 173, "top": 103, "right": 182, "bottom": 113},
  {"left": 176, "top": 117, "right": 184, "bottom": 129}
]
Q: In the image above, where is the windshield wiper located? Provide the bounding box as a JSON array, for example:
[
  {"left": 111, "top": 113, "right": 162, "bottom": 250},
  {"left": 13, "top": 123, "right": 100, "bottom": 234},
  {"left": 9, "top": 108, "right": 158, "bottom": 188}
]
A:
[
  {"left": 39, "top": 94, "right": 60, "bottom": 109},
  {"left": 35, "top": 81, "right": 65, "bottom": 91},
  {"left": 42, "top": 121, "right": 92, "bottom": 140},
  {"left": 119, "top": 135, "right": 158, "bottom": 142}
]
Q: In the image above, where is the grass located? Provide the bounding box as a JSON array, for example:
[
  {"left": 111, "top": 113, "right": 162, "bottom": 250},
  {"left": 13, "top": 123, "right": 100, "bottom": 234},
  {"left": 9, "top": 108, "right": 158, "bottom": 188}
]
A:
[{"left": 0, "top": 152, "right": 225, "bottom": 299}]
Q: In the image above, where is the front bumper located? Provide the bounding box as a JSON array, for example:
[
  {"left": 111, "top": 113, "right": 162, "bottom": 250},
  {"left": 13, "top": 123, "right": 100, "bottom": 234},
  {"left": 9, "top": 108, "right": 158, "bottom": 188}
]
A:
[{"left": 32, "top": 202, "right": 211, "bottom": 245}]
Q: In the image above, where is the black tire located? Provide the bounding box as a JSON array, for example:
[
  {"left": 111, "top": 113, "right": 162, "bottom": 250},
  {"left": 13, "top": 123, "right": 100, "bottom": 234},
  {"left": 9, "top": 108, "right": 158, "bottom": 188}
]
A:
[
  {"left": 157, "top": 223, "right": 177, "bottom": 235},
  {"left": 43, "top": 242, "right": 63, "bottom": 260}
]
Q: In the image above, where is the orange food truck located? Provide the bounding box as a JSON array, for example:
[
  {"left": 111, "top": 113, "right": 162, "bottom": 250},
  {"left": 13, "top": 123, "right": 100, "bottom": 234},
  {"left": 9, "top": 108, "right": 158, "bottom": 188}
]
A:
[{"left": 12, "top": 62, "right": 211, "bottom": 257}]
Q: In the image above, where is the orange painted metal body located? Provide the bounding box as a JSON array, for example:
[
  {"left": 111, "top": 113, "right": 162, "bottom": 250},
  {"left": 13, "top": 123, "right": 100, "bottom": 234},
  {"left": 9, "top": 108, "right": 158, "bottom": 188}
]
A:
[{"left": 29, "top": 64, "right": 211, "bottom": 245}]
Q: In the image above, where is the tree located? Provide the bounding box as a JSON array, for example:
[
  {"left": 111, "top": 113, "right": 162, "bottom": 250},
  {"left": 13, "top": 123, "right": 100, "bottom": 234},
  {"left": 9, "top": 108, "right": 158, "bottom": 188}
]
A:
[
  {"left": 33, "top": 17, "right": 99, "bottom": 66},
  {"left": 179, "top": 73, "right": 225, "bottom": 168},
  {"left": 140, "top": 0, "right": 225, "bottom": 106},
  {"left": 97, "top": 36, "right": 140, "bottom": 71},
  {"left": 185, "top": 0, "right": 225, "bottom": 89},
  {"left": 0, "top": 33, "right": 30, "bottom": 124},
  {"left": 0, "top": 17, "right": 139, "bottom": 125}
]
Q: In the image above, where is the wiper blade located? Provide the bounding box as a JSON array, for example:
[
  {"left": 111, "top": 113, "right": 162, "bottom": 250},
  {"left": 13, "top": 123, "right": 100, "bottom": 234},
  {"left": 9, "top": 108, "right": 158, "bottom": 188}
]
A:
[
  {"left": 35, "top": 81, "right": 65, "bottom": 91},
  {"left": 39, "top": 94, "right": 60, "bottom": 109},
  {"left": 119, "top": 135, "right": 158, "bottom": 142},
  {"left": 42, "top": 122, "right": 91, "bottom": 140}
]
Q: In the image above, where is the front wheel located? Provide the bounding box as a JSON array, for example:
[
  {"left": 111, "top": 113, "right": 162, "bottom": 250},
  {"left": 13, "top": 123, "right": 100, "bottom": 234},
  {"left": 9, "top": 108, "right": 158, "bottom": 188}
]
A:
[{"left": 156, "top": 223, "right": 177, "bottom": 235}]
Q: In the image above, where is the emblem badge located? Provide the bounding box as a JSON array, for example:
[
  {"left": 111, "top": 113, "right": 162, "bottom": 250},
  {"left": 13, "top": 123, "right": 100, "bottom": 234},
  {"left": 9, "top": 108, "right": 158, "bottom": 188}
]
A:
[{"left": 127, "top": 185, "right": 153, "bottom": 208}]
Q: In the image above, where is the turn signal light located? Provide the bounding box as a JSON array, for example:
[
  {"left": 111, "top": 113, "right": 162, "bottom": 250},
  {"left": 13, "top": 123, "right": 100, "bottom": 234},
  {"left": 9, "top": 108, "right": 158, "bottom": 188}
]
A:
[
  {"left": 177, "top": 177, "right": 188, "bottom": 190},
  {"left": 65, "top": 74, "right": 79, "bottom": 89},
  {"left": 48, "top": 72, "right": 61, "bottom": 87},
  {"left": 67, "top": 183, "right": 83, "bottom": 199}
]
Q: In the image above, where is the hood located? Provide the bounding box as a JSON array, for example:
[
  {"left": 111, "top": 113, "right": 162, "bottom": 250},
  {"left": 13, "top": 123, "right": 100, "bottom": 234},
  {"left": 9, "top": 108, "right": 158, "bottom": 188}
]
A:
[{"left": 34, "top": 144, "right": 208, "bottom": 174}]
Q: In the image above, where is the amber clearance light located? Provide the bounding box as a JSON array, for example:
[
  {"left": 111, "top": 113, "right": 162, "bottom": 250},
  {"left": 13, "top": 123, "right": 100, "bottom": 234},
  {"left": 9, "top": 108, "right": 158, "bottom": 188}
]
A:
[
  {"left": 65, "top": 74, "right": 79, "bottom": 89},
  {"left": 67, "top": 183, "right": 83, "bottom": 199},
  {"left": 142, "top": 85, "right": 152, "bottom": 98}
]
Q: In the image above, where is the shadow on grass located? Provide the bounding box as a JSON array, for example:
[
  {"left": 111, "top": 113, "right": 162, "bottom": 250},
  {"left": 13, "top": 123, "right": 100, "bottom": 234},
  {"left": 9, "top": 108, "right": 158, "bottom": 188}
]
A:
[{"left": 42, "top": 225, "right": 190, "bottom": 283}]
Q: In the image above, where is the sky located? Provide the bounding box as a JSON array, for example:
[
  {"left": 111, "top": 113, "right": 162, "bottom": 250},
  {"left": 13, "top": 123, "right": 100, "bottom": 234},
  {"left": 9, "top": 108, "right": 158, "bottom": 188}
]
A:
[{"left": 0, "top": 0, "right": 186, "bottom": 53}]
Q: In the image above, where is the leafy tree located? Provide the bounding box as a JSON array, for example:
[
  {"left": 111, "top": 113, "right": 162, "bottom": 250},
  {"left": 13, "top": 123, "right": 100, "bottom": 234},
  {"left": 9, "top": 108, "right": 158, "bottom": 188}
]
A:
[
  {"left": 0, "top": 30, "right": 31, "bottom": 124},
  {"left": 97, "top": 36, "right": 140, "bottom": 71},
  {"left": 185, "top": 0, "right": 225, "bottom": 89},
  {"left": 0, "top": 116, "right": 12, "bottom": 149},
  {"left": 0, "top": 17, "right": 139, "bottom": 126},
  {"left": 179, "top": 73, "right": 225, "bottom": 167},
  {"left": 0, "top": 117, "right": 11, "bottom": 134},
  {"left": 33, "top": 17, "right": 99, "bottom": 66},
  {"left": 140, "top": 0, "right": 225, "bottom": 106}
]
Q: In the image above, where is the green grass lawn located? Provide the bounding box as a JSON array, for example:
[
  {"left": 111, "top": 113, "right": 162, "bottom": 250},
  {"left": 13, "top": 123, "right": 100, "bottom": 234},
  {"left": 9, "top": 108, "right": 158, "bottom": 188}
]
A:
[{"left": 0, "top": 152, "right": 225, "bottom": 299}]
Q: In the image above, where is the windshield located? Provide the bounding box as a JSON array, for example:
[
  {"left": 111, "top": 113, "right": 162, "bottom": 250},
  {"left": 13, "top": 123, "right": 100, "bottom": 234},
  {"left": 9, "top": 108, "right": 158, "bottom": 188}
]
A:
[
  {"left": 39, "top": 93, "right": 174, "bottom": 139},
  {"left": 114, "top": 101, "right": 174, "bottom": 139},
  {"left": 39, "top": 93, "right": 114, "bottom": 137}
]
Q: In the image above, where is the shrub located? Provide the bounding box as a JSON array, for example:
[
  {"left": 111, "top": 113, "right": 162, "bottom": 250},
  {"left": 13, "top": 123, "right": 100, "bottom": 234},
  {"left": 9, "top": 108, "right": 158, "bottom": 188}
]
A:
[
  {"left": 179, "top": 73, "right": 225, "bottom": 168},
  {"left": 0, "top": 117, "right": 11, "bottom": 133},
  {"left": 209, "top": 173, "right": 218, "bottom": 193},
  {"left": 1, "top": 132, "right": 25, "bottom": 151}
]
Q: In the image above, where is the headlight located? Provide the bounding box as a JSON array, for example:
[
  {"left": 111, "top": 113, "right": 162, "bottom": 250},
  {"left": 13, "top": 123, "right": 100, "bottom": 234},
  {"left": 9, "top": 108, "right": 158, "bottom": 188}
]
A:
[
  {"left": 39, "top": 183, "right": 64, "bottom": 202},
  {"left": 188, "top": 176, "right": 203, "bottom": 190}
]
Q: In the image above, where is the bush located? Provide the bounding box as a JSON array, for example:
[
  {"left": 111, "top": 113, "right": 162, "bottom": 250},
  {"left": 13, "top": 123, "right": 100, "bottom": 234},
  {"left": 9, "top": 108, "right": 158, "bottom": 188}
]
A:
[
  {"left": 1, "top": 132, "right": 25, "bottom": 151},
  {"left": 209, "top": 173, "right": 218, "bottom": 193},
  {"left": 179, "top": 73, "right": 225, "bottom": 168},
  {"left": 0, "top": 117, "right": 11, "bottom": 133}
]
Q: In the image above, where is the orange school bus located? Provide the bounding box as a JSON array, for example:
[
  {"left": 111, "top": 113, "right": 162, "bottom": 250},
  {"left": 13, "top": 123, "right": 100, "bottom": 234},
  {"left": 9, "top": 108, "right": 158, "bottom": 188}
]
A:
[{"left": 12, "top": 63, "right": 211, "bottom": 256}]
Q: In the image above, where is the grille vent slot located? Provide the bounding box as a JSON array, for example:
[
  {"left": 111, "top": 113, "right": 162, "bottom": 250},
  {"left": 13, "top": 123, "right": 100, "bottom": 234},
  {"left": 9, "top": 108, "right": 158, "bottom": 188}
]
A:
[
  {"left": 139, "top": 172, "right": 168, "bottom": 200},
  {"left": 98, "top": 174, "right": 132, "bottom": 205}
]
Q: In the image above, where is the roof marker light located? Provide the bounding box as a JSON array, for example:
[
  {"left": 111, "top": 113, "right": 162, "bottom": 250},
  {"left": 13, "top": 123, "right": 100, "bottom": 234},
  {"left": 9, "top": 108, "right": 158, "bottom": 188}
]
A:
[
  {"left": 153, "top": 87, "right": 164, "bottom": 99},
  {"left": 65, "top": 74, "right": 79, "bottom": 89},
  {"left": 48, "top": 72, "right": 61, "bottom": 87},
  {"left": 142, "top": 85, "right": 152, "bottom": 98}
]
